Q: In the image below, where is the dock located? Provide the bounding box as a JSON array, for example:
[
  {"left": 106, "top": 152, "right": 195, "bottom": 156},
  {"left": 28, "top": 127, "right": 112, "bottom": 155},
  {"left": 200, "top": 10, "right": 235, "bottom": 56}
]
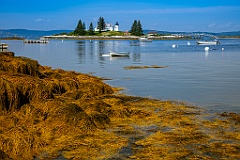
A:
[
  {"left": 0, "top": 43, "right": 9, "bottom": 50},
  {"left": 24, "top": 38, "right": 49, "bottom": 43}
]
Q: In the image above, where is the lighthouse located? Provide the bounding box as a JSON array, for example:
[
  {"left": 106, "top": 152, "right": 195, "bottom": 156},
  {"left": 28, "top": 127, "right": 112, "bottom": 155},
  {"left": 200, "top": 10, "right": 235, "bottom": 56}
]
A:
[{"left": 114, "top": 22, "right": 119, "bottom": 31}]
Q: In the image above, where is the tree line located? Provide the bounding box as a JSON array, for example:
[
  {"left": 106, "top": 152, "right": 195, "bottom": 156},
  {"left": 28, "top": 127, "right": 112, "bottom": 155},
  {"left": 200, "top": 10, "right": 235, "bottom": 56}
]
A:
[{"left": 74, "top": 17, "right": 143, "bottom": 36}]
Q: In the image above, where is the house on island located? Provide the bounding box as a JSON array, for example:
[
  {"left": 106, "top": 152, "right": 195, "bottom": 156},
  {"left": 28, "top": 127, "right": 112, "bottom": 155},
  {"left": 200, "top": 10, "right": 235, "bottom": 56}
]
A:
[{"left": 95, "top": 22, "right": 119, "bottom": 32}]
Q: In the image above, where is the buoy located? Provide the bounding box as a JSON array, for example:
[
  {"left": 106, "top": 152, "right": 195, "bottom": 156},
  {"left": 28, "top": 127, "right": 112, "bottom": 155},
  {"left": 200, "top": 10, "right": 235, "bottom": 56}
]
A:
[
  {"left": 204, "top": 47, "right": 209, "bottom": 51},
  {"left": 222, "top": 48, "right": 224, "bottom": 51},
  {"left": 172, "top": 44, "right": 176, "bottom": 48},
  {"left": 187, "top": 42, "right": 190, "bottom": 45}
]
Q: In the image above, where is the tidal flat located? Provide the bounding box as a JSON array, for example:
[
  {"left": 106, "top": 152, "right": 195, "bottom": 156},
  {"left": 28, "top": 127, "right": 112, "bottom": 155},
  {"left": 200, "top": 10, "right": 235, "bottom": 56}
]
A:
[{"left": 0, "top": 52, "right": 239, "bottom": 159}]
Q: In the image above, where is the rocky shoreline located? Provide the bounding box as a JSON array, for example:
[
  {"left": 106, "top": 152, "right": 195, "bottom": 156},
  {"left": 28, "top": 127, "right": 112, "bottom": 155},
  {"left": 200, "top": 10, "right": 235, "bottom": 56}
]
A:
[{"left": 0, "top": 52, "right": 239, "bottom": 159}]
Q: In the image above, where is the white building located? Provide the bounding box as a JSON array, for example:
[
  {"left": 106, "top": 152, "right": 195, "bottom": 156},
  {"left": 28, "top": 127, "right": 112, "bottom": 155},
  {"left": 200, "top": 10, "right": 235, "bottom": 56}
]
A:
[
  {"left": 95, "top": 21, "right": 119, "bottom": 32},
  {"left": 105, "top": 23, "right": 113, "bottom": 31}
]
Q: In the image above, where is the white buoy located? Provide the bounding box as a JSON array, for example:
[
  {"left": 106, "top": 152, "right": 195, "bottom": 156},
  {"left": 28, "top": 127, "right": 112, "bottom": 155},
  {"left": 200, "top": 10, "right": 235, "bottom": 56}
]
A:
[
  {"left": 187, "top": 42, "right": 190, "bottom": 45},
  {"left": 204, "top": 47, "right": 209, "bottom": 51},
  {"left": 172, "top": 44, "right": 176, "bottom": 48},
  {"left": 222, "top": 48, "right": 225, "bottom": 51}
]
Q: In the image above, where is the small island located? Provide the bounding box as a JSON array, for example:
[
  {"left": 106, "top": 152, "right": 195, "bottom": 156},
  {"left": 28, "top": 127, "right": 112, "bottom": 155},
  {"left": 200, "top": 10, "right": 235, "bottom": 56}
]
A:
[{"left": 43, "top": 17, "right": 193, "bottom": 40}]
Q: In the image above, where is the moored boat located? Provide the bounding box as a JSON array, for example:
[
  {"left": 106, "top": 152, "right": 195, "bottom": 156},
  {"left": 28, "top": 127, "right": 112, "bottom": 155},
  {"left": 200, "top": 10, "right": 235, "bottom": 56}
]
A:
[
  {"left": 196, "top": 40, "right": 220, "bottom": 45},
  {"left": 109, "top": 51, "right": 130, "bottom": 57},
  {"left": 139, "top": 37, "right": 152, "bottom": 42}
]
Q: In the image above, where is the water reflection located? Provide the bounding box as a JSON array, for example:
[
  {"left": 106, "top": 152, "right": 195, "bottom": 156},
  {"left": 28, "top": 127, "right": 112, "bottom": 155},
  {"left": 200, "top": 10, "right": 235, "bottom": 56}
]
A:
[
  {"left": 130, "top": 40, "right": 140, "bottom": 46},
  {"left": 110, "top": 56, "right": 130, "bottom": 61},
  {"left": 76, "top": 41, "right": 86, "bottom": 64},
  {"left": 76, "top": 40, "right": 143, "bottom": 65},
  {"left": 205, "top": 50, "right": 209, "bottom": 58},
  {"left": 89, "top": 40, "right": 94, "bottom": 62},
  {"left": 98, "top": 41, "right": 105, "bottom": 55},
  {"left": 131, "top": 43, "right": 141, "bottom": 63}
]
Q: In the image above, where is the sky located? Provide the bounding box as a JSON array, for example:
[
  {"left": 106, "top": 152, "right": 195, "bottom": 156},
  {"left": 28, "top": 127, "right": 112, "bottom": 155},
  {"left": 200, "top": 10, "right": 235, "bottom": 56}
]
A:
[{"left": 0, "top": 0, "right": 240, "bottom": 32}]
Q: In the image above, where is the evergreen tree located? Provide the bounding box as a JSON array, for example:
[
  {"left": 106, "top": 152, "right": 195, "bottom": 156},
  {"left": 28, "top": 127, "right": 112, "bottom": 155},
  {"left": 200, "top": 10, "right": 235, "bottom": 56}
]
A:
[
  {"left": 97, "top": 17, "right": 105, "bottom": 32},
  {"left": 136, "top": 20, "right": 143, "bottom": 36},
  {"left": 82, "top": 22, "right": 86, "bottom": 33},
  {"left": 74, "top": 20, "right": 82, "bottom": 35},
  {"left": 74, "top": 20, "right": 86, "bottom": 35},
  {"left": 88, "top": 22, "right": 94, "bottom": 35},
  {"left": 130, "top": 20, "right": 138, "bottom": 35}
]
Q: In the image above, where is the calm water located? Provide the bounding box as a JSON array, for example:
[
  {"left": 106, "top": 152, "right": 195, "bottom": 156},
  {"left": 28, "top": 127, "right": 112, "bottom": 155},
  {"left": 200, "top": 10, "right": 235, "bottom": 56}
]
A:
[{"left": 4, "top": 39, "right": 240, "bottom": 112}]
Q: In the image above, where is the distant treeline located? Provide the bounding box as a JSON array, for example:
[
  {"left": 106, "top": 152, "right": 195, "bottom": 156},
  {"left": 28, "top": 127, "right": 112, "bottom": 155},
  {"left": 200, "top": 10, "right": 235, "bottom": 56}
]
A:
[
  {"left": 219, "top": 36, "right": 240, "bottom": 38},
  {"left": 0, "top": 37, "right": 24, "bottom": 40}
]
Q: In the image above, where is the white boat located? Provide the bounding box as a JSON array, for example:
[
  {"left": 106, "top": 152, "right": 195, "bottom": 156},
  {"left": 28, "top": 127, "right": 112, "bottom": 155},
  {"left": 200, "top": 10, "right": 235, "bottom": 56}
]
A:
[
  {"left": 139, "top": 37, "right": 152, "bottom": 42},
  {"left": 0, "top": 43, "right": 8, "bottom": 49},
  {"left": 109, "top": 51, "right": 130, "bottom": 57},
  {"left": 196, "top": 40, "right": 220, "bottom": 45}
]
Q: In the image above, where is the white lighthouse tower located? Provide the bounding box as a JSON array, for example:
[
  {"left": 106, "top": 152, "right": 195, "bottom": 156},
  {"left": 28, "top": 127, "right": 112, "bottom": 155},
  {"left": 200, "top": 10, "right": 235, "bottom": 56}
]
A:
[{"left": 114, "top": 22, "right": 119, "bottom": 31}]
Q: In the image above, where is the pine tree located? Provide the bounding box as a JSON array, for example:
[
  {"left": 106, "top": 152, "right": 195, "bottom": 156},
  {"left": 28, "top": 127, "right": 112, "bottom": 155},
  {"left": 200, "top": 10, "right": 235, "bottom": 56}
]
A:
[
  {"left": 74, "top": 20, "right": 86, "bottom": 35},
  {"left": 130, "top": 20, "right": 138, "bottom": 35},
  {"left": 97, "top": 17, "right": 106, "bottom": 32},
  {"left": 88, "top": 22, "right": 94, "bottom": 35},
  {"left": 82, "top": 22, "right": 86, "bottom": 31},
  {"left": 136, "top": 20, "right": 143, "bottom": 36},
  {"left": 74, "top": 20, "right": 82, "bottom": 35}
]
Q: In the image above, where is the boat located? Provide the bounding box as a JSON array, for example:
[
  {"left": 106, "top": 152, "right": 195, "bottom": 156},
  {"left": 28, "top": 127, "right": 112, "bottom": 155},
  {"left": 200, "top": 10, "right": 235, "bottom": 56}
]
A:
[
  {"left": 196, "top": 40, "right": 220, "bottom": 45},
  {"left": 109, "top": 51, "right": 130, "bottom": 57},
  {"left": 139, "top": 37, "right": 152, "bottom": 42},
  {"left": 0, "top": 43, "right": 8, "bottom": 50}
]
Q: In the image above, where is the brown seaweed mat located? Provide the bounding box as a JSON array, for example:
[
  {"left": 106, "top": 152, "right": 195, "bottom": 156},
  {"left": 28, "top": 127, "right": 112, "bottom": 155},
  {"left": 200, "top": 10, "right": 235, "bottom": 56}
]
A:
[{"left": 0, "top": 52, "right": 239, "bottom": 159}]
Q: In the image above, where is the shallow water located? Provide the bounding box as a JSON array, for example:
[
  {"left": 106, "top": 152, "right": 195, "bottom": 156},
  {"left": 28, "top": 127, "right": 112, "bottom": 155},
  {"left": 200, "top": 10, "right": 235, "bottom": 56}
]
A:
[{"left": 5, "top": 39, "right": 240, "bottom": 112}]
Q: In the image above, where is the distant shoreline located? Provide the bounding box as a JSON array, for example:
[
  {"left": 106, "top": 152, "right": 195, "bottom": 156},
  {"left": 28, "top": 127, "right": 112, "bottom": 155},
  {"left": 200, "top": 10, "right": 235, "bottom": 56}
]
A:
[
  {"left": 44, "top": 35, "right": 193, "bottom": 40},
  {"left": 0, "top": 35, "right": 191, "bottom": 41},
  {"left": 0, "top": 37, "right": 25, "bottom": 40},
  {"left": 1, "top": 35, "right": 240, "bottom": 41}
]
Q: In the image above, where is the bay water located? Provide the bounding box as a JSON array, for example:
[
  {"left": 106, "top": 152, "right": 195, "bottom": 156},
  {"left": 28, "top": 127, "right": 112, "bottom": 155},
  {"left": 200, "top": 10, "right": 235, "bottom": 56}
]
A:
[{"left": 4, "top": 39, "right": 240, "bottom": 112}]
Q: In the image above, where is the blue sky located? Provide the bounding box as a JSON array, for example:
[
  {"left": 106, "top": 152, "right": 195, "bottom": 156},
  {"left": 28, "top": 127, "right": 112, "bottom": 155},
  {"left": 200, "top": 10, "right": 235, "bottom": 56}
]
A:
[{"left": 1, "top": 0, "right": 240, "bottom": 32}]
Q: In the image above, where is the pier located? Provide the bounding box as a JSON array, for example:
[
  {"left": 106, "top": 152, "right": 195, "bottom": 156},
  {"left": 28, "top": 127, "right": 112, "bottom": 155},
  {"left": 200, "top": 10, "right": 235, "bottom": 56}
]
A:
[
  {"left": 24, "top": 38, "right": 49, "bottom": 43},
  {"left": 0, "top": 43, "right": 8, "bottom": 51}
]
